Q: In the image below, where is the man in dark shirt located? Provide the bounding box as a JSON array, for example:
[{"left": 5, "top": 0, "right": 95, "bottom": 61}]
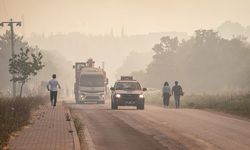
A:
[{"left": 172, "top": 81, "right": 183, "bottom": 109}]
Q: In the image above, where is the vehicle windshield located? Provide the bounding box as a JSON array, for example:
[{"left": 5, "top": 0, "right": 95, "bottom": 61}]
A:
[
  {"left": 115, "top": 82, "right": 141, "bottom": 90},
  {"left": 80, "top": 74, "right": 104, "bottom": 87}
]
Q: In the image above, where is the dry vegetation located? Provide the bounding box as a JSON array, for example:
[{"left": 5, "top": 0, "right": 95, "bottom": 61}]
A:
[
  {"left": 145, "top": 91, "right": 250, "bottom": 119},
  {"left": 0, "top": 96, "right": 48, "bottom": 149}
]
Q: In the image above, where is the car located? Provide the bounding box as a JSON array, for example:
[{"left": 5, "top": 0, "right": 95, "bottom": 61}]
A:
[{"left": 110, "top": 76, "right": 147, "bottom": 110}]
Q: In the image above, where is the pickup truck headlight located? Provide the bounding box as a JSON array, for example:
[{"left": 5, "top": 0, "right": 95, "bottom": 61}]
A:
[
  {"left": 115, "top": 94, "right": 121, "bottom": 98},
  {"left": 139, "top": 94, "right": 144, "bottom": 98}
]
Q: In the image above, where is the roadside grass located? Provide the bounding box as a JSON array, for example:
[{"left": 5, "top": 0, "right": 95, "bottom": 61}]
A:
[
  {"left": 73, "top": 116, "right": 83, "bottom": 137},
  {"left": 145, "top": 91, "right": 250, "bottom": 119},
  {"left": 70, "top": 111, "right": 85, "bottom": 149},
  {"left": 0, "top": 96, "right": 48, "bottom": 149}
]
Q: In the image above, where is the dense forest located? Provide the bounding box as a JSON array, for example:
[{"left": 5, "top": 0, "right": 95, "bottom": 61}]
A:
[{"left": 132, "top": 30, "right": 250, "bottom": 93}]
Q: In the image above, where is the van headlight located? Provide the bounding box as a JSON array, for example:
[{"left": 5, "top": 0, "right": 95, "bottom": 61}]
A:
[
  {"left": 100, "top": 94, "right": 105, "bottom": 98},
  {"left": 139, "top": 94, "right": 144, "bottom": 98},
  {"left": 80, "top": 94, "right": 86, "bottom": 99},
  {"left": 115, "top": 94, "right": 121, "bottom": 98}
]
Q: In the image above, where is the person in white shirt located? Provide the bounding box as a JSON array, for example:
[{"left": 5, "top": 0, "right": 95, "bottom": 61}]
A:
[
  {"left": 47, "top": 74, "right": 61, "bottom": 107},
  {"left": 162, "top": 81, "right": 171, "bottom": 108}
]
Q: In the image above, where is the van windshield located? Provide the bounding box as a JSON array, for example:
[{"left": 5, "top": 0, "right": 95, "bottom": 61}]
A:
[{"left": 80, "top": 75, "right": 104, "bottom": 87}]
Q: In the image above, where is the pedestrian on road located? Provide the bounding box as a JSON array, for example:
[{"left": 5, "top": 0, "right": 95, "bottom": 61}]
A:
[
  {"left": 162, "top": 81, "right": 171, "bottom": 108},
  {"left": 47, "top": 74, "right": 61, "bottom": 108},
  {"left": 172, "top": 81, "right": 183, "bottom": 109}
]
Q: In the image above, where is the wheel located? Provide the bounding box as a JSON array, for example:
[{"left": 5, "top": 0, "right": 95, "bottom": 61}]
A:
[
  {"left": 97, "top": 101, "right": 105, "bottom": 104},
  {"left": 111, "top": 101, "right": 118, "bottom": 109},
  {"left": 137, "top": 104, "right": 144, "bottom": 110},
  {"left": 137, "top": 100, "right": 144, "bottom": 110}
]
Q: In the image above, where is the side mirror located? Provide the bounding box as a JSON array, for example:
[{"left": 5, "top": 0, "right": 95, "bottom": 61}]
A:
[
  {"left": 143, "top": 88, "right": 147, "bottom": 91},
  {"left": 110, "top": 87, "right": 115, "bottom": 91},
  {"left": 104, "top": 78, "right": 109, "bottom": 85}
]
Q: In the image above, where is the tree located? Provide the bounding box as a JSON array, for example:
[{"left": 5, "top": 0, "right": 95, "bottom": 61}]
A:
[
  {"left": 134, "top": 29, "right": 250, "bottom": 92},
  {"left": 152, "top": 36, "right": 179, "bottom": 57},
  {"left": 146, "top": 36, "right": 179, "bottom": 88},
  {"left": 0, "top": 31, "right": 28, "bottom": 92},
  {"left": 9, "top": 48, "right": 45, "bottom": 97}
]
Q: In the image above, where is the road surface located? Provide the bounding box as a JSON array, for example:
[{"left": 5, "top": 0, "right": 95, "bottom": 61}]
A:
[{"left": 69, "top": 101, "right": 250, "bottom": 150}]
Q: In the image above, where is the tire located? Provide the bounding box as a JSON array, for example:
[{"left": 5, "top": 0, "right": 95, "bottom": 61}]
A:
[
  {"left": 97, "top": 101, "right": 105, "bottom": 104},
  {"left": 111, "top": 101, "right": 118, "bottom": 110},
  {"left": 137, "top": 101, "right": 144, "bottom": 110},
  {"left": 137, "top": 104, "right": 144, "bottom": 110}
]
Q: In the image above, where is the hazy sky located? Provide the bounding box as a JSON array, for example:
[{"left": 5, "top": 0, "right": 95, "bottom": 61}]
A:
[{"left": 1, "top": 0, "right": 250, "bottom": 36}]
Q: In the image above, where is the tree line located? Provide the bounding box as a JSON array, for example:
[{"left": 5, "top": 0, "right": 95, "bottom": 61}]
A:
[{"left": 132, "top": 30, "right": 250, "bottom": 93}]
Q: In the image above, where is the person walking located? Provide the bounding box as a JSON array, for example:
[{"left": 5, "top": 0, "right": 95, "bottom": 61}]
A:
[
  {"left": 172, "top": 81, "right": 183, "bottom": 109},
  {"left": 162, "top": 81, "right": 171, "bottom": 108},
  {"left": 47, "top": 74, "right": 61, "bottom": 108}
]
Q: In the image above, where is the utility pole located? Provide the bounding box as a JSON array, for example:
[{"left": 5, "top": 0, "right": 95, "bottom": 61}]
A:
[{"left": 0, "top": 18, "right": 22, "bottom": 97}]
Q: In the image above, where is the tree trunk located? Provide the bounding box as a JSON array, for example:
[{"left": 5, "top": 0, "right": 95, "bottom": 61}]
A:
[{"left": 20, "top": 82, "right": 25, "bottom": 97}]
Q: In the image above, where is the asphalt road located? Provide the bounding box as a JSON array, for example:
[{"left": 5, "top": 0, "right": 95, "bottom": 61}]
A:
[{"left": 69, "top": 101, "right": 250, "bottom": 150}]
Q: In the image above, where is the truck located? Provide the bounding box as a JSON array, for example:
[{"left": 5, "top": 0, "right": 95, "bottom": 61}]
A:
[
  {"left": 73, "top": 58, "right": 108, "bottom": 104},
  {"left": 110, "top": 76, "right": 147, "bottom": 110}
]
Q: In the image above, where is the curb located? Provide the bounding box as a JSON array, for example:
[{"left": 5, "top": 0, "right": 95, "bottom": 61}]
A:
[{"left": 65, "top": 108, "right": 81, "bottom": 150}]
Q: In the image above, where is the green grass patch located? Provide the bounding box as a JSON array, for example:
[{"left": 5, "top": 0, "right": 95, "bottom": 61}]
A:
[
  {"left": 73, "top": 116, "right": 83, "bottom": 135},
  {"left": 0, "top": 96, "right": 48, "bottom": 149},
  {"left": 71, "top": 114, "right": 84, "bottom": 146}
]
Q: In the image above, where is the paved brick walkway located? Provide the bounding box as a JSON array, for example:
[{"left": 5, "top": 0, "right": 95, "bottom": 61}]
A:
[{"left": 9, "top": 102, "right": 75, "bottom": 150}]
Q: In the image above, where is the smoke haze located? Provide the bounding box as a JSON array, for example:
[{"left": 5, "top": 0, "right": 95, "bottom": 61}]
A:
[
  {"left": 1, "top": 0, "right": 250, "bottom": 35},
  {"left": 1, "top": 0, "right": 250, "bottom": 95}
]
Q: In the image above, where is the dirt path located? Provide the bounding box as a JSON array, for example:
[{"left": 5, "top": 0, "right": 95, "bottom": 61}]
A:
[{"left": 69, "top": 101, "right": 250, "bottom": 150}]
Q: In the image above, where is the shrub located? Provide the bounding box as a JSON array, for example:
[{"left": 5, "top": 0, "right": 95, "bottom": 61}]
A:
[
  {"left": 182, "top": 93, "right": 250, "bottom": 118},
  {"left": 145, "top": 91, "right": 250, "bottom": 118},
  {"left": 0, "top": 96, "right": 48, "bottom": 149}
]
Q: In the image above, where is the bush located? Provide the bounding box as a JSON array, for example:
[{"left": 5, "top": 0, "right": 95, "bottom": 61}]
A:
[
  {"left": 0, "top": 96, "right": 48, "bottom": 149},
  {"left": 182, "top": 93, "right": 250, "bottom": 118},
  {"left": 145, "top": 91, "right": 250, "bottom": 118}
]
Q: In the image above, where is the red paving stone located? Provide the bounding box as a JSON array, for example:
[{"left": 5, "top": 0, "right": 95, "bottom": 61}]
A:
[{"left": 9, "top": 102, "right": 75, "bottom": 150}]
